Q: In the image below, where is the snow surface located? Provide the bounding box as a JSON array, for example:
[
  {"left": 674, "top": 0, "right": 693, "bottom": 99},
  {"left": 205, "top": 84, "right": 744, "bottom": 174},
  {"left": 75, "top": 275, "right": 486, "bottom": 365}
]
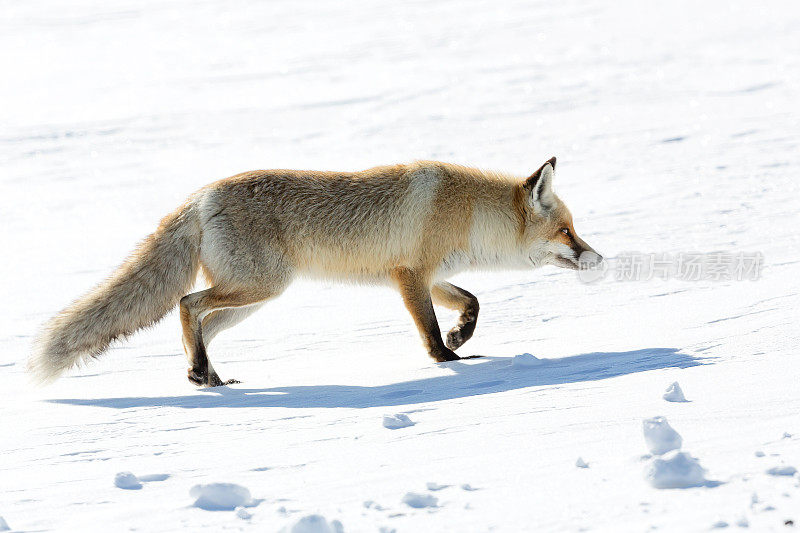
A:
[{"left": 2, "top": 0, "right": 800, "bottom": 531}]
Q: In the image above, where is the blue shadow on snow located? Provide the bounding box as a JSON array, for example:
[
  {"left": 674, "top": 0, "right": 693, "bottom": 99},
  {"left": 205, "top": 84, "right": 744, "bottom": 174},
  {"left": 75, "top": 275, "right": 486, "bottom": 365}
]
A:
[{"left": 47, "top": 347, "right": 704, "bottom": 409}]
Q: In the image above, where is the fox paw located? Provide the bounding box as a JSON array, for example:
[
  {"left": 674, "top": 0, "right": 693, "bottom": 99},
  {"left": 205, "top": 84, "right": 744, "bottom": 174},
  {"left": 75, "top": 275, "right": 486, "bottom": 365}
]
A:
[
  {"left": 446, "top": 328, "right": 465, "bottom": 350},
  {"left": 206, "top": 374, "right": 240, "bottom": 387},
  {"left": 432, "top": 347, "right": 461, "bottom": 362},
  {"left": 187, "top": 368, "right": 206, "bottom": 386},
  {"left": 187, "top": 368, "right": 240, "bottom": 387}
]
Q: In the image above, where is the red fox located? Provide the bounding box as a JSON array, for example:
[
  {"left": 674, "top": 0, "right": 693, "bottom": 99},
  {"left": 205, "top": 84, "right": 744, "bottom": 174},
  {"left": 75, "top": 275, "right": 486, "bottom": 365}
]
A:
[{"left": 29, "top": 157, "right": 601, "bottom": 387}]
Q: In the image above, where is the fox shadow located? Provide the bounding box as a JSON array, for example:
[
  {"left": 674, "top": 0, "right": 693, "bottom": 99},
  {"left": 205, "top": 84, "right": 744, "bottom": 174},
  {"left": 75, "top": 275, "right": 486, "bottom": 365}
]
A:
[{"left": 48, "top": 348, "right": 704, "bottom": 410}]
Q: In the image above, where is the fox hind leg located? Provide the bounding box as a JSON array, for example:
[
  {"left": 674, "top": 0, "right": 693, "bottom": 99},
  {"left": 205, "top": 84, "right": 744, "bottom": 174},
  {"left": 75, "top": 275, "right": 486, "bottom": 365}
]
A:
[
  {"left": 431, "top": 282, "right": 480, "bottom": 350},
  {"left": 180, "top": 285, "right": 284, "bottom": 387},
  {"left": 195, "top": 304, "right": 265, "bottom": 385}
]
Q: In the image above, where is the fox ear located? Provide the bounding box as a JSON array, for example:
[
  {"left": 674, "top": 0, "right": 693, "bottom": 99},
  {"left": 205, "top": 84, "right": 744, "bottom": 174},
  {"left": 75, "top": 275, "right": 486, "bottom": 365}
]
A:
[{"left": 524, "top": 157, "right": 557, "bottom": 214}]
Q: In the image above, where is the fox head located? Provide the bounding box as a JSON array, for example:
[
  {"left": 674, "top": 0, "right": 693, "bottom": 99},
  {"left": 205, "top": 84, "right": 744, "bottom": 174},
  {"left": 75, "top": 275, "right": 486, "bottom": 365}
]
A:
[{"left": 519, "top": 157, "right": 602, "bottom": 270}]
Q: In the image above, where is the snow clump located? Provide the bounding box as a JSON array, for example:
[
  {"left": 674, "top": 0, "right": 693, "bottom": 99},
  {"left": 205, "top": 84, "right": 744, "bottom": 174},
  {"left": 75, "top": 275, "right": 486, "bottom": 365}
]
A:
[
  {"left": 511, "top": 353, "right": 544, "bottom": 368},
  {"left": 765, "top": 465, "right": 797, "bottom": 476},
  {"left": 402, "top": 492, "right": 438, "bottom": 508},
  {"left": 114, "top": 471, "right": 142, "bottom": 490},
  {"left": 643, "top": 416, "right": 683, "bottom": 455},
  {"left": 189, "top": 483, "right": 254, "bottom": 511},
  {"left": 383, "top": 413, "right": 415, "bottom": 429},
  {"left": 663, "top": 382, "right": 688, "bottom": 402},
  {"left": 644, "top": 450, "right": 709, "bottom": 489},
  {"left": 283, "top": 514, "right": 344, "bottom": 533}
]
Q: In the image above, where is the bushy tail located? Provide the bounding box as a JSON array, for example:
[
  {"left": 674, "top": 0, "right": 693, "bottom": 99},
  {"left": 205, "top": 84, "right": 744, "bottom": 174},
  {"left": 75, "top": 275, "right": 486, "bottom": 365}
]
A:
[{"left": 28, "top": 200, "right": 201, "bottom": 384}]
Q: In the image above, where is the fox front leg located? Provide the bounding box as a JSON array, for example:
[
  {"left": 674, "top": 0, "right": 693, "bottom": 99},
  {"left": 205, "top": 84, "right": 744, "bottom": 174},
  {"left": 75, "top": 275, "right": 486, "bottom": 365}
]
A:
[
  {"left": 392, "top": 267, "right": 460, "bottom": 362},
  {"left": 431, "top": 282, "right": 480, "bottom": 350}
]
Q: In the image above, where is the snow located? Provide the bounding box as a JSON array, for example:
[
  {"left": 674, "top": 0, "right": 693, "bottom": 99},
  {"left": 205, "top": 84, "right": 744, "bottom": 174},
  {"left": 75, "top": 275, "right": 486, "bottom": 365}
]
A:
[
  {"left": 189, "top": 483, "right": 256, "bottom": 511},
  {"left": 0, "top": 517, "right": 8, "bottom": 532},
  {"left": 382, "top": 413, "right": 415, "bottom": 430},
  {"left": 663, "top": 381, "right": 688, "bottom": 403},
  {"left": 644, "top": 451, "right": 710, "bottom": 489},
  {"left": 401, "top": 493, "right": 438, "bottom": 509},
  {"left": 2, "top": 0, "right": 800, "bottom": 531},
  {"left": 114, "top": 471, "right": 142, "bottom": 490},
  {"left": 642, "top": 416, "right": 683, "bottom": 456},
  {"left": 575, "top": 457, "right": 589, "bottom": 469}
]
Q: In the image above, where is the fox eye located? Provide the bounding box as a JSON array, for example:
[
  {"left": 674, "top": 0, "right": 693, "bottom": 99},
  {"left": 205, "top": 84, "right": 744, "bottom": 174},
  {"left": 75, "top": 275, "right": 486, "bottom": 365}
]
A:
[{"left": 560, "top": 228, "right": 571, "bottom": 238}]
